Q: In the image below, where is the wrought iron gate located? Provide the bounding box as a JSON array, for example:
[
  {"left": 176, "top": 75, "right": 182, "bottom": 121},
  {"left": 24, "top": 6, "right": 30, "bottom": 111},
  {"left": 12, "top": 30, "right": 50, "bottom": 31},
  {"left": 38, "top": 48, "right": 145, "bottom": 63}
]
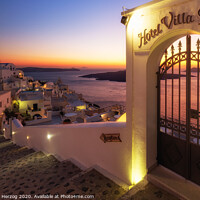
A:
[{"left": 157, "top": 35, "right": 200, "bottom": 185}]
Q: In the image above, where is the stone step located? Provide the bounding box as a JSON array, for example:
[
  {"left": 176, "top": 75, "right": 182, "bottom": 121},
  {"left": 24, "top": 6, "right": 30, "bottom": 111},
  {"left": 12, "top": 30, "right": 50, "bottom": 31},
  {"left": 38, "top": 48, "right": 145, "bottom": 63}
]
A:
[
  {"left": 0, "top": 152, "right": 58, "bottom": 194},
  {"left": 0, "top": 134, "right": 10, "bottom": 143},
  {"left": 48, "top": 168, "right": 126, "bottom": 200},
  {"left": 0, "top": 140, "right": 19, "bottom": 155},
  {"left": 0, "top": 136, "right": 126, "bottom": 199},
  {"left": 119, "top": 178, "right": 179, "bottom": 200},
  {"left": 148, "top": 165, "right": 200, "bottom": 200},
  {"left": 0, "top": 136, "right": 36, "bottom": 167},
  {"left": 0, "top": 144, "right": 35, "bottom": 166},
  {"left": 0, "top": 150, "right": 82, "bottom": 195},
  {"left": 32, "top": 160, "right": 82, "bottom": 195}
]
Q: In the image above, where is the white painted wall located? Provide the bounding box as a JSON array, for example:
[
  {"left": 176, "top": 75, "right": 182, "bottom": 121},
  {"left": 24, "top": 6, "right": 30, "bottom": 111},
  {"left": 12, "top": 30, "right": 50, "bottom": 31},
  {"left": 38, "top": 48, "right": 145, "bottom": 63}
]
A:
[
  {"left": 0, "top": 63, "right": 21, "bottom": 80},
  {"left": 18, "top": 99, "right": 44, "bottom": 113},
  {"left": 25, "top": 111, "right": 52, "bottom": 126},
  {"left": 0, "top": 69, "right": 12, "bottom": 80},
  {"left": 3, "top": 124, "right": 11, "bottom": 139},
  {"left": 0, "top": 63, "right": 16, "bottom": 71},
  {"left": 3, "top": 118, "right": 13, "bottom": 139},
  {"left": 0, "top": 91, "right": 11, "bottom": 114},
  {"left": 12, "top": 121, "right": 132, "bottom": 186}
]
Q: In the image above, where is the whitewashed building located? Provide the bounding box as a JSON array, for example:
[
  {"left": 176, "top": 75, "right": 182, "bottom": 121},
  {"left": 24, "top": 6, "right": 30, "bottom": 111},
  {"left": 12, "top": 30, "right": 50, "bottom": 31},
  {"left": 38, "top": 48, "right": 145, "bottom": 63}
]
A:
[
  {"left": 0, "top": 63, "right": 28, "bottom": 91},
  {"left": 17, "top": 91, "right": 45, "bottom": 118},
  {"left": 0, "top": 63, "right": 24, "bottom": 80},
  {"left": 0, "top": 91, "right": 11, "bottom": 115}
]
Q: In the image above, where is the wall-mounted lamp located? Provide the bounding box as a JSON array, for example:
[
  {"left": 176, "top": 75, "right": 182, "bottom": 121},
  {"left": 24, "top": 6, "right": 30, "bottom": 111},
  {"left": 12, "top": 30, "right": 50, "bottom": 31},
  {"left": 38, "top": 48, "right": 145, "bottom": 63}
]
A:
[{"left": 121, "top": 16, "right": 128, "bottom": 25}]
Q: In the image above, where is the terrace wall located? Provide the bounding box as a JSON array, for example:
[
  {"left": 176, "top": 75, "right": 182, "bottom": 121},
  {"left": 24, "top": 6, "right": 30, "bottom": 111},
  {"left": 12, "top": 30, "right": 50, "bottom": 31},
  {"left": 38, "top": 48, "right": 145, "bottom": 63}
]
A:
[{"left": 12, "top": 120, "right": 132, "bottom": 186}]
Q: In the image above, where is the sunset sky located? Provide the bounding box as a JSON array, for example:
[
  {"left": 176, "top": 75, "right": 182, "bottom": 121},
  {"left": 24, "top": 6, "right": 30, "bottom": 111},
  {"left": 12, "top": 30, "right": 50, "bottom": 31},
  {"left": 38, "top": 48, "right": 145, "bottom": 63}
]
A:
[{"left": 0, "top": 0, "right": 151, "bottom": 69}]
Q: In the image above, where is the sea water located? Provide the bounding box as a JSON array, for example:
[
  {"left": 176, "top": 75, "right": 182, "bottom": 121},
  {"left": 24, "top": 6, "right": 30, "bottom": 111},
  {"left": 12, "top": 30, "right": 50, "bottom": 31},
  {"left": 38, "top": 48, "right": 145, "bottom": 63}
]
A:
[{"left": 24, "top": 68, "right": 126, "bottom": 108}]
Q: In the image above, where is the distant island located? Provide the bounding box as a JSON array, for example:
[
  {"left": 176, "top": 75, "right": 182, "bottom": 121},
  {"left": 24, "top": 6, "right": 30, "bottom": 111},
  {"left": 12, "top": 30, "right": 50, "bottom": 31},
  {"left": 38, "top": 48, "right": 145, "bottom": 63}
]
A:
[
  {"left": 80, "top": 70, "right": 126, "bottom": 82},
  {"left": 80, "top": 71, "right": 196, "bottom": 82},
  {"left": 17, "top": 67, "right": 80, "bottom": 72},
  {"left": 161, "top": 73, "right": 195, "bottom": 79},
  {"left": 191, "top": 68, "right": 200, "bottom": 72},
  {"left": 183, "top": 68, "right": 200, "bottom": 72}
]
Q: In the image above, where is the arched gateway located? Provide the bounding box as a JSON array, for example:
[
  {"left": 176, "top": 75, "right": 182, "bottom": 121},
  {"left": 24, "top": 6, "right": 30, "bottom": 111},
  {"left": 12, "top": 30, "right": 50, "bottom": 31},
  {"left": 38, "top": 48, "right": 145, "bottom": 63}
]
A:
[
  {"left": 158, "top": 35, "right": 200, "bottom": 185},
  {"left": 122, "top": 0, "right": 200, "bottom": 185}
]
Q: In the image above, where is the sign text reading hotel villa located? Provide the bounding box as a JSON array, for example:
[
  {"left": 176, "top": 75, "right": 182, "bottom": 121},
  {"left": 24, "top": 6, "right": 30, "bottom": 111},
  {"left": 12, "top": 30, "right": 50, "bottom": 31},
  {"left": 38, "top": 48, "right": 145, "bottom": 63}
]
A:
[{"left": 138, "top": 10, "right": 200, "bottom": 48}]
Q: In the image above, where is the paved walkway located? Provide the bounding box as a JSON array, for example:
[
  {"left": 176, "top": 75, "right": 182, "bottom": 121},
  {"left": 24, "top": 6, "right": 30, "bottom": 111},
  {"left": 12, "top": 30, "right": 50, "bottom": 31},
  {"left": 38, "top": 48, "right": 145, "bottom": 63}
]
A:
[
  {"left": 120, "top": 180, "right": 179, "bottom": 200},
  {"left": 0, "top": 134, "right": 178, "bottom": 200}
]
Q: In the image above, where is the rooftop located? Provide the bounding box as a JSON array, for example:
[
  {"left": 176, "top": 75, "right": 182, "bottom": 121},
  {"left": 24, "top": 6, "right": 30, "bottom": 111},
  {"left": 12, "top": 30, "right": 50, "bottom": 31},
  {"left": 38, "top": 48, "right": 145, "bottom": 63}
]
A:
[{"left": 19, "top": 91, "right": 43, "bottom": 101}]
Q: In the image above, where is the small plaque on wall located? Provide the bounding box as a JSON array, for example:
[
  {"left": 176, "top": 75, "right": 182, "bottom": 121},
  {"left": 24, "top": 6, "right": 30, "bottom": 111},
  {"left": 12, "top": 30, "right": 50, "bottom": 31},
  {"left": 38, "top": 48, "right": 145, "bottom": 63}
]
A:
[{"left": 100, "top": 133, "right": 122, "bottom": 143}]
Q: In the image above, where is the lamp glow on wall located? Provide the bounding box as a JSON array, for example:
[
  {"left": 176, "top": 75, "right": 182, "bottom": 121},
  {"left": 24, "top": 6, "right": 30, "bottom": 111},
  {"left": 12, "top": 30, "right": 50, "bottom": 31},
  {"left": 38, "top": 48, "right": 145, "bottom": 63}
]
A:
[
  {"left": 131, "top": 155, "right": 146, "bottom": 184},
  {"left": 76, "top": 105, "right": 86, "bottom": 111},
  {"left": 126, "top": 9, "right": 145, "bottom": 42},
  {"left": 47, "top": 133, "right": 53, "bottom": 140},
  {"left": 116, "top": 113, "right": 126, "bottom": 122},
  {"left": 124, "top": 8, "right": 147, "bottom": 185},
  {"left": 128, "top": 140, "right": 145, "bottom": 185}
]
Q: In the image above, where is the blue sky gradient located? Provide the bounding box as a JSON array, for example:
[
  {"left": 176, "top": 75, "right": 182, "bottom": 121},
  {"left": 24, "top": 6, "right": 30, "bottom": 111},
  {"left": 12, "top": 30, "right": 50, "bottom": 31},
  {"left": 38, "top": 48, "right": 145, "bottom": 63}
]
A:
[{"left": 0, "top": 0, "right": 151, "bottom": 68}]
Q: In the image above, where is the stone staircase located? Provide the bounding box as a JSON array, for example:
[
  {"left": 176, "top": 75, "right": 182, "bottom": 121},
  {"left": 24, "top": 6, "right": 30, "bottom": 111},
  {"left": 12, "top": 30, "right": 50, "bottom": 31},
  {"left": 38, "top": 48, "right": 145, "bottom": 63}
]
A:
[{"left": 0, "top": 134, "right": 126, "bottom": 200}]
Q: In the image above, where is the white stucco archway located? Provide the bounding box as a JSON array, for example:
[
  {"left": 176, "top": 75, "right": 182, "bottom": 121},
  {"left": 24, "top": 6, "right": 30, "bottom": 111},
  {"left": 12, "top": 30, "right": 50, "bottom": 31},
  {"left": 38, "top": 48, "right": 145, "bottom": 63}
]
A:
[{"left": 123, "top": 0, "right": 200, "bottom": 184}]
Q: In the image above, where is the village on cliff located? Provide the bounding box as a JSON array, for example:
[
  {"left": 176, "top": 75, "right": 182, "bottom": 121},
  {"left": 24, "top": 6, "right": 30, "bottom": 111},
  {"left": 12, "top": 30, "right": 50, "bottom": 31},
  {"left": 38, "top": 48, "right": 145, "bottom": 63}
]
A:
[{"left": 0, "top": 63, "right": 126, "bottom": 130}]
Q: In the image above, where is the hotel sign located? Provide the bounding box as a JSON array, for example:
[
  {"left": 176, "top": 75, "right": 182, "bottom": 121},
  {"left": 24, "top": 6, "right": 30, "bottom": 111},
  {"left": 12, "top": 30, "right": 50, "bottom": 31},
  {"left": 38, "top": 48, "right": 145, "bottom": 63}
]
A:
[
  {"left": 100, "top": 133, "right": 122, "bottom": 143},
  {"left": 138, "top": 9, "right": 200, "bottom": 48}
]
